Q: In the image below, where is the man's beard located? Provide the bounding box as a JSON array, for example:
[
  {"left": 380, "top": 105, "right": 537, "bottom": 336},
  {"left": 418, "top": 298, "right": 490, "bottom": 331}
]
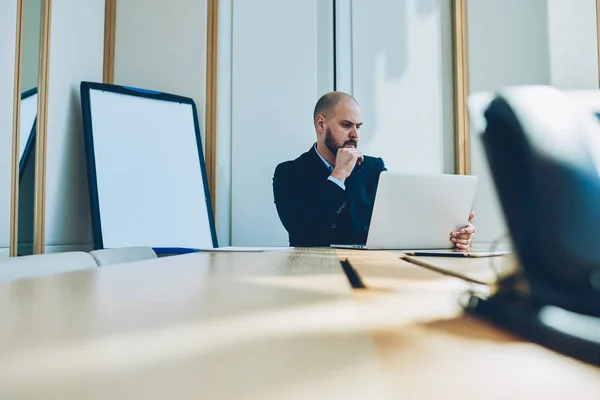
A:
[{"left": 324, "top": 127, "right": 357, "bottom": 157}]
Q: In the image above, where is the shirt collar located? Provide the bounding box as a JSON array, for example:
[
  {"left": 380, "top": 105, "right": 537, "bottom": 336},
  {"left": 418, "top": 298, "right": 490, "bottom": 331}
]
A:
[{"left": 314, "top": 143, "right": 334, "bottom": 171}]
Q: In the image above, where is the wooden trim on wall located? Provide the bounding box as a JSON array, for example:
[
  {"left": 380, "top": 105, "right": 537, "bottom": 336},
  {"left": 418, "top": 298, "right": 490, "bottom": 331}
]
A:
[
  {"left": 10, "top": 0, "right": 25, "bottom": 257},
  {"left": 103, "top": 0, "right": 116, "bottom": 84},
  {"left": 596, "top": 0, "right": 600, "bottom": 88},
  {"left": 33, "top": 0, "right": 52, "bottom": 254},
  {"left": 452, "top": 0, "right": 470, "bottom": 175},
  {"left": 205, "top": 0, "right": 219, "bottom": 213}
]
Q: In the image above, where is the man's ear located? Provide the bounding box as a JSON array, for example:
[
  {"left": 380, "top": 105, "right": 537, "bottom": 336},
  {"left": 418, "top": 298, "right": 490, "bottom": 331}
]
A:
[{"left": 315, "top": 115, "right": 325, "bottom": 134}]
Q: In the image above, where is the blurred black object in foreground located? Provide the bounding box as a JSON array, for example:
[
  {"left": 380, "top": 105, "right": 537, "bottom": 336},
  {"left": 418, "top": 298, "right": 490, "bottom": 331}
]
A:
[{"left": 465, "top": 86, "right": 600, "bottom": 366}]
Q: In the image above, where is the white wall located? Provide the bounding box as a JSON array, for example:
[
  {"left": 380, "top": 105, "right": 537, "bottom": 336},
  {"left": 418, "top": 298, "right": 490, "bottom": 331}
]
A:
[
  {"left": 114, "top": 0, "right": 207, "bottom": 144},
  {"left": 547, "top": 0, "right": 599, "bottom": 89},
  {"left": 223, "top": 0, "right": 453, "bottom": 246},
  {"left": 228, "top": 0, "right": 333, "bottom": 246},
  {"left": 0, "top": 0, "right": 17, "bottom": 258},
  {"left": 467, "top": 0, "right": 599, "bottom": 244},
  {"left": 335, "top": 0, "right": 353, "bottom": 93},
  {"left": 44, "top": 0, "right": 104, "bottom": 252},
  {"left": 467, "top": 0, "right": 551, "bottom": 93},
  {"left": 215, "top": 0, "right": 233, "bottom": 246},
  {"left": 351, "top": 0, "right": 455, "bottom": 174}
]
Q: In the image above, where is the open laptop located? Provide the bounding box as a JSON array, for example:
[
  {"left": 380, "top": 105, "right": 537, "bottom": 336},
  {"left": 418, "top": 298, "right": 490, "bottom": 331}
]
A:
[{"left": 332, "top": 172, "right": 509, "bottom": 256}]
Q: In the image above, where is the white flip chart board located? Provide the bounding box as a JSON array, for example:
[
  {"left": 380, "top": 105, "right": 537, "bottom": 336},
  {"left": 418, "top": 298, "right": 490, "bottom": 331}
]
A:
[{"left": 80, "top": 82, "right": 217, "bottom": 253}]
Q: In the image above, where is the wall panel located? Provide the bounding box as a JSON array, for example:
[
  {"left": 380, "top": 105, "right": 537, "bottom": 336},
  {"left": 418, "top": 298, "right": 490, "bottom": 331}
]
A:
[
  {"left": 230, "top": 0, "right": 332, "bottom": 246},
  {"left": 44, "top": 0, "right": 104, "bottom": 251},
  {"left": 351, "top": 0, "right": 455, "bottom": 175},
  {"left": 0, "top": 0, "right": 18, "bottom": 257}
]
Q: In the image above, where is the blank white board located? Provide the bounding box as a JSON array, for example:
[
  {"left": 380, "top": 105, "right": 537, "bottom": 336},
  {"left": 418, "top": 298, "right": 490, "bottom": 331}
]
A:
[{"left": 80, "top": 82, "right": 217, "bottom": 252}]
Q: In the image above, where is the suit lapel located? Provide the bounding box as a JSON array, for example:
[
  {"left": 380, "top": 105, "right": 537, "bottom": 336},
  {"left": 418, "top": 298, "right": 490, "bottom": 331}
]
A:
[{"left": 305, "top": 145, "right": 332, "bottom": 179}]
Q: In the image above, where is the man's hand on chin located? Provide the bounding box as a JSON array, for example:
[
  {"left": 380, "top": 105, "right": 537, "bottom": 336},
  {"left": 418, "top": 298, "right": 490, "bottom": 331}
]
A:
[
  {"left": 450, "top": 211, "right": 475, "bottom": 251},
  {"left": 330, "top": 148, "right": 364, "bottom": 183}
]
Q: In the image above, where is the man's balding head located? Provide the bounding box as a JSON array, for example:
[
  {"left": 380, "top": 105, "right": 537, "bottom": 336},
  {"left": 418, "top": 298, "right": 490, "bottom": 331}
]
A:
[
  {"left": 313, "top": 91, "right": 362, "bottom": 160},
  {"left": 313, "top": 91, "right": 358, "bottom": 126}
]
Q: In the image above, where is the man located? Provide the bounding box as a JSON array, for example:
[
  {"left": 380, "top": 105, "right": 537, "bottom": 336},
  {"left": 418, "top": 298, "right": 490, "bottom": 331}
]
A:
[{"left": 272, "top": 91, "right": 475, "bottom": 248}]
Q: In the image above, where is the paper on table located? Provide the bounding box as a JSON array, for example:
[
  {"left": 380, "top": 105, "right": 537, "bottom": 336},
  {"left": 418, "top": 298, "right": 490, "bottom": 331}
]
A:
[{"left": 196, "top": 246, "right": 295, "bottom": 252}]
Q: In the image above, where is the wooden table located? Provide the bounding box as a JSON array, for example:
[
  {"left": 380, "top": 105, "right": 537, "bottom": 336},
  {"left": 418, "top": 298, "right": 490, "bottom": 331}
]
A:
[
  {"left": 0, "top": 248, "right": 598, "bottom": 399},
  {"left": 336, "top": 248, "right": 515, "bottom": 288},
  {"left": 0, "top": 249, "right": 393, "bottom": 399},
  {"left": 340, "top": 249, "right": 600, "bottom": 399}
]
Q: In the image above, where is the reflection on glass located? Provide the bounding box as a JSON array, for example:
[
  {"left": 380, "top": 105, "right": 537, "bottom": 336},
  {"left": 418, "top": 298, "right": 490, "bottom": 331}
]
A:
[
  {"left": 19, "top": 88, "right": 37, "bottom": 177},
  {"left": 17, "top": 0, "right": 42, "bottom": 256}
]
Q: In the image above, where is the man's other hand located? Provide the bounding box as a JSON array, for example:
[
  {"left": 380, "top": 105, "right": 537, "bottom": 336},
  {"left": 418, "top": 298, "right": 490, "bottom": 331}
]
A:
[
  {"left": 330, "top": 148, "right": 364, "bottom": 183},
  {"left": 451, "top": 211, "right": 475, "bottom": 251}
]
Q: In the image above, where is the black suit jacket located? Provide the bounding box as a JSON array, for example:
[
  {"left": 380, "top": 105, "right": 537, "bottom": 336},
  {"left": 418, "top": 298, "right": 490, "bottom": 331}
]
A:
[{"left": 273, "top": 145, "right": 386, "bottom": 247}]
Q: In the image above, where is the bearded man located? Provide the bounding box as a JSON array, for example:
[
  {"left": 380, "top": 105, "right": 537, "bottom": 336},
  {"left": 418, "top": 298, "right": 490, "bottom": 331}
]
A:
[{"left": 272, "top": 91, "right": 475, "bottom": 248}]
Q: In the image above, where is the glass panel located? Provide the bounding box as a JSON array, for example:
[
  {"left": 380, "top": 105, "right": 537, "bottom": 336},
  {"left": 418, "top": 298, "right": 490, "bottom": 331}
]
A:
[{"left": 17, "top": 0, "right": 42, "bottom": 256}]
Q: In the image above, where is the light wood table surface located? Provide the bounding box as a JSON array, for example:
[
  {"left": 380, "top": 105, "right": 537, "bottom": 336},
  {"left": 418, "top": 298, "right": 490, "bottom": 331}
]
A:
[
  {"left": 1, "top": 248, "right": 599, "bottom": 399},
  {"left": 336, "top": 248, "right": 513, "bottom": 289},
  {"left": 338, "top": 249, "right": 600, "bottom": 399},
  {"left": 0, "top": 249, "right": 394, "bottom": 399}
]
